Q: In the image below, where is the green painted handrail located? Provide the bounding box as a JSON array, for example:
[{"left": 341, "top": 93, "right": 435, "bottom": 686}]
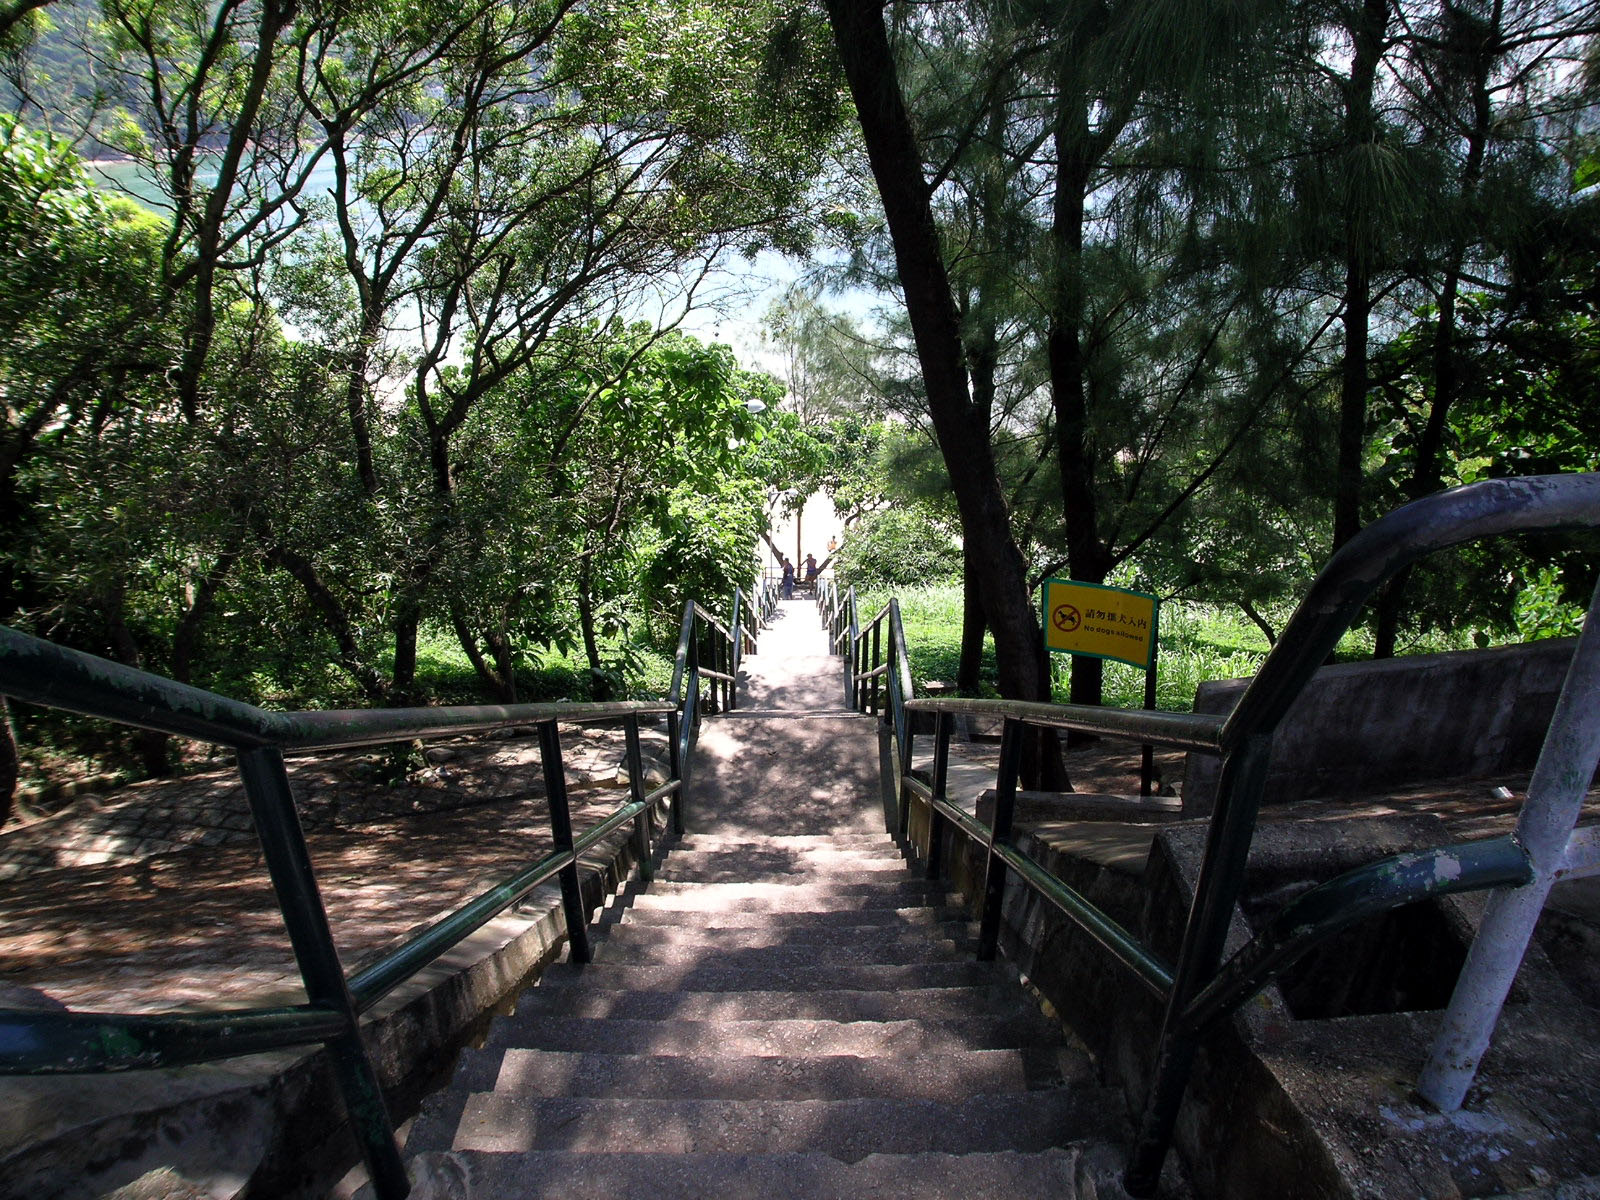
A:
[{"left": 0, "top": 584, "right": 747, "bottom": 1200}]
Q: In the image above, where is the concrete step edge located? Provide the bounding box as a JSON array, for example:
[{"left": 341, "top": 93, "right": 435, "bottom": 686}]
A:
[
  {"left": 409, "top": 1091, "right": 1124, "bottom": 1159},
  {"left": 603, "top": 906, "right": 966, "bottom": 929},
  {"left": 480, "top": 1013, "right": 1067, "bottom": 1055},
  {"left": 504, "top": 983, "right": 1032, "bottom": 1021},
  {"left": 390, "top": 1147, "right": 1134, "bottom": 1200},
  {"left": 535, "top": 961, "right": 1014, "bottom": 992},
  {"left": 433, "top": 1045, "right": 1069, "bottom": 1101},
  {"left": 588, "top": 942, "right": 970, "bottom": 967}
]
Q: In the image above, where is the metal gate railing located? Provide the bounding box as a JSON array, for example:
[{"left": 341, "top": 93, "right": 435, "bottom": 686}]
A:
[{"left": 827, "top": 473, "right": 1600, "bottom": 1196}]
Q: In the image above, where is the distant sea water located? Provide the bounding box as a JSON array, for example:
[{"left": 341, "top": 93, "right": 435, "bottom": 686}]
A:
[{"left": 86, "top": 154, "right": 342, "bottom": 213}]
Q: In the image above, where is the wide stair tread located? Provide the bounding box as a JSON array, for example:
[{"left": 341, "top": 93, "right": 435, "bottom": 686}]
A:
[
  {"left": 441, "top": 1044, "right": 1082, "bottom": 1100},
  {"left": 481, "top": 1013, "right": 1066, "bottom": 1056},
  {"left": 668, "top": 838, "right": 896, "bottom": 857},
  {"left": 656, "top": 861, "right": 915, "bottom": 882},
  {"left": 401, "top": 1148, "right": 1123, "bottom": 1200},
  {"left": 590, "top": 938, "right": 969, "bottom": 967},
  {"left": 494, "top": 982, "right": 1038, "bottom": 1021},
  {"left": 604, "top": 905, "right": 958, "bottom": 929},
  {"left": 591, "top": 922, "right": 973, "bottom": 950},
  {"left": 536, "top": 960, "right": 1012, "bottom": 992},
  {"left": 413, "top": 1091, "right": 1122, "bottom": 1158},
  {"left": 620, "top": 896, "right": 947, "bottom": 921}
]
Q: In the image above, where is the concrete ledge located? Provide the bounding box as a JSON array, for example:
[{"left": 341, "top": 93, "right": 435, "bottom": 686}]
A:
[
  {"left": 1183, "top": 639, "right": 1578, "bottom": 816},
  {"left": 898, "top": 767, "right": 1600, "bottom": 1198},
  {"left": 0, "top": 800, "right": 672, "bottom": 1200}
]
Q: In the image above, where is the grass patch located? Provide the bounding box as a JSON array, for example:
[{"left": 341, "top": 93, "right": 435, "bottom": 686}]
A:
[
  {"left": 10, "top": 625, "right": 683, "bottom": 800},
  {"left": 401, "top": 625, "right": 678, "bottom": 704},
  {"left": 861, "top": 584, "right": 1512, "bottom": 715}
]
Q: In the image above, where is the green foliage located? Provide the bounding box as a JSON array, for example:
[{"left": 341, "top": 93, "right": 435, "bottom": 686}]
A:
[
  {"left": 1514, "top": 566, "right": 1587, "bottom": 642},
  {"left": 0, "top": 0, "right": 844, "bottom": 790},
  {"left": 642, "top": 479, "right": 764, "bottom": 640},
  {"left": 833, "top": 506, "right": 962, "bottom": 592},
  {"left": 855, "top": 584, "right": 990, "bottom": 694}
]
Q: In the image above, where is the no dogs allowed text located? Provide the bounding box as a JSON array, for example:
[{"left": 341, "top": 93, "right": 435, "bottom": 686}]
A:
[{"left": 1042, "top": 578, "right": 1158, "bottom": 670}]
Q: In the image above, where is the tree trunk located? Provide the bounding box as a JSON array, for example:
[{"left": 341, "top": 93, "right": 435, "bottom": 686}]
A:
[
  {"left": 1050, "top": 87, "right": 1114, "bottom": 722},
  {"left": 102, "top": 588, "right": 172, "bottom": 777},
  {"left": 390, "top": 600, "right": 421, "bottom": 703},
  {"left": 171, "top": 549, "right": 239, "bottom": 685},
  {"left": 1333, "top": 257, "right": 1373, "bottom": 553},
  {"left": 1372, "top": 17, "right": 1493, "bottom": 658},
  {"left": 958, "top": 541, "right": 987, "bottom": 694},
  {"left": 1331, "top": 0, "right": 1391, "bottom": 554},
  {"left": 824, "top": 0, "right": 1067, "bottom": 790},
  {"left": 487, "top": 627, "right": 517, "bottom": 704},
  {"left": 576, "top": 561, "right": 608, "bottom": 698},
  {"left": 0, "top": 698, "right": 18, "bottom": 828},
  {"left": 449, "top": 601, "right": 516, "bottom": 702},
  {"left": 268, "top": 544, "right": 389, "bottom": 703},
  {"left": 343, "top": 313, "right": 385, "bottom": 496}
]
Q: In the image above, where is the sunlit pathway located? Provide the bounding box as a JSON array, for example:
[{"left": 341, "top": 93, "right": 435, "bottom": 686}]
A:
[{"left": 395, "top": 598, "right": 1138, "bottom": 1198}]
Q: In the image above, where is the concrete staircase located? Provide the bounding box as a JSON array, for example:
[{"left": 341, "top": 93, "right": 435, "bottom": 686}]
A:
[{"left": 396, "top": 601, "right": 1141, "bottom": 1198}]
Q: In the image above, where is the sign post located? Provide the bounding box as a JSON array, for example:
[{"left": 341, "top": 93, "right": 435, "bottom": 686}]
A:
[{"left": 1042, "top": 578, "right": 1161, "bottom": 795}]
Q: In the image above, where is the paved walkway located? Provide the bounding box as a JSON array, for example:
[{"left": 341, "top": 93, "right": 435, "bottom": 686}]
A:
[{"left": 686, "top": 599, "right": 886, "bottom": 839}]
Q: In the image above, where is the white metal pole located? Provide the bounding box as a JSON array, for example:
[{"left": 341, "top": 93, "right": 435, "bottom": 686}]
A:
[{"left": 1417, "top": 573, "right": 1600, "bottom": 1111}]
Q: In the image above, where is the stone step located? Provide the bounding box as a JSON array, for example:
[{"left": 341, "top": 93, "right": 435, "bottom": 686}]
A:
[
  {"left": 626, "top": 887, "right": 956, "bottom": 914},
  {"left": 538, "top": 960, "right": 1011, "bottom": 993},
  {"left": 440, "top": 1044, "right": 1081, "bottom": 1100},
  {"left": 395, "top": 1148, "right": 1122, "bottom": 1200},
  {"left": 668, "top": 838, "right": 902, "bottom": 857},
  {"left": 668, "top": 839, "right": 897, "bottom": 855},
  {"left": 591, "top": 937, "right": 968, "bottom": 968},
  {"left": 481, "top": 1013, "right": 1066, "bottom": 1057},
  {"left": 593, "top": 922, "right": 972, "bottom": 951},
  {"left": 659, "top": 861, "right": 915, "bottom": 883},
  {"left": 409, "top": 1091, "right": 1120, "bottom": 1159},
  {"left": 662, "top": 844, "right": 909, "bottom": 866},
  {"left": 506, "top": 983, "right": 1030, "bottom": 1023},
  {"left": 643, "top": 879, "right": 945, "bottom": 899},
  {"left": 604, "top": 905, "right": 966, "bottom": 930}
]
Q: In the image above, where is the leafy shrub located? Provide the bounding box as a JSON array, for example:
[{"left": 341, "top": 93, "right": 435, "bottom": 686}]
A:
[{"left": 834, "top": 507, "right": 962, "bottom": 591}]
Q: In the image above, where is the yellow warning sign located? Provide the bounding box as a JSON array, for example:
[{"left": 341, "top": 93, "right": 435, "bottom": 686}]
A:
[{"left": 1042, "top": 579, "right": 1158, "bottom": 670}]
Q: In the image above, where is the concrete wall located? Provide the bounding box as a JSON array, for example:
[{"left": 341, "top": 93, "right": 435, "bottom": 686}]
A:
[
  {"left": 893, "top": 767, "right": 1600, "bottom": 1200},
  {"left": 1182, "top": 637, "right": 1578, "bottom": 816}
]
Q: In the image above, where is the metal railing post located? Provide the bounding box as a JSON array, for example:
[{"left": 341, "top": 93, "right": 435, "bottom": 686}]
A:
[
  {"left": 1418, "top": 573, "right": 1600, "bottom": 1110},
  {"left": 924, "top": 710, "right": 951, "bottom": 878},
  {"left": 1125, "top": 733, "right": 1273, "bottom": 1193},
  {"left": 624, "top": 714, "right": 654, "bottom": 884},
  {"left": 236, "top": 747, "right": 408, "bottom": 1200},
  {"left": 847, "top": 588, "right": 861, "bottom": 712},
  {"left": 870, "top": 619, "right": 882, "bottom": 717},
  {"left": 977, "top": 717, "right": 1022, "bottom": 961},
  {"left": 666, "top": 710, "right": 685, "bottom": 836},
  {"left": 678, "top": 634, "right": 701, "bottom": 833},
  {"left": 537, "top": 720, "right": 592, "bottom": 965}
]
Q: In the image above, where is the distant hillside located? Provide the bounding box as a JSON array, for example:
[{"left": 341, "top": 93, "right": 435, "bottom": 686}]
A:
[{"left": 5, "top": 0, "right": 132, "bottom": 157}]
